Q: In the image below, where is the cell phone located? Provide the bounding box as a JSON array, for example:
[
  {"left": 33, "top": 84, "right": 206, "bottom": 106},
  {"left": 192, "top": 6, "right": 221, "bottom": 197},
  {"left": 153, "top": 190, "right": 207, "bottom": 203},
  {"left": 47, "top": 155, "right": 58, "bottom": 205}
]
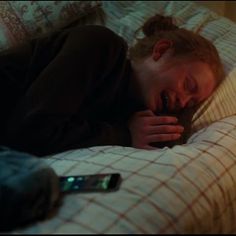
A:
[{"left": 59, "top": 173, "right": 122, "bottom": 193}]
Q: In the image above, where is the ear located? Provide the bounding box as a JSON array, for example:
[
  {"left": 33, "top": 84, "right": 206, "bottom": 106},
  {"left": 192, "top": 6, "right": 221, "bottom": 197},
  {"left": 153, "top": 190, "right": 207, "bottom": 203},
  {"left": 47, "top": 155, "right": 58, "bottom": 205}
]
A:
[{"left": 152, "top": 39, "right": 173, "bottom": 61}]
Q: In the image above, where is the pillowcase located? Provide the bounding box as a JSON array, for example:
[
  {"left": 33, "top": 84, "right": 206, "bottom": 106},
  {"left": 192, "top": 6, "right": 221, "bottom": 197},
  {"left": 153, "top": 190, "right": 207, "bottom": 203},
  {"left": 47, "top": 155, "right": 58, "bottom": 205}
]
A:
[
  {"left": 102, "top": 1, "right": 236, "bottom": 134},
  {"left": 0, "top": 1, "right": 103, "bottom": 51}
]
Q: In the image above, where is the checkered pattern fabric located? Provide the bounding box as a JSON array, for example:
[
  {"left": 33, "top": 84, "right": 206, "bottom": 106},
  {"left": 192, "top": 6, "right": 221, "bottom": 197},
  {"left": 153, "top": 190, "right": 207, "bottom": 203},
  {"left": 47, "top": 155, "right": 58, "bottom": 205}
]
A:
[{"left": 12, "top": 115, "right": 236, "bottom": 233}]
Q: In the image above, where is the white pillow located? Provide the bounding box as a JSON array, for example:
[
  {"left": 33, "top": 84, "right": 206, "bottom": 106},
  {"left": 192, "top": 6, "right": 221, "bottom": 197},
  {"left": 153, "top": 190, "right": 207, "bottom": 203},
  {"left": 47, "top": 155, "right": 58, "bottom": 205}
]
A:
[
  {"left": 13, "top": 114, "right": 236, "bottom": 234},
  {"left": 102, "top": 1, "right": 236, "bottom": 133}
]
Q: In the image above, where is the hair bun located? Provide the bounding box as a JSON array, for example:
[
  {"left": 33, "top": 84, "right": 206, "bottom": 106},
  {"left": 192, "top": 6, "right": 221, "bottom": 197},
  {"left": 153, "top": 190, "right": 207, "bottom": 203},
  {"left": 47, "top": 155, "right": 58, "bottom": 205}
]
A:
[{"left": 142, "top": 14, "right": 178, "bottom": 37}]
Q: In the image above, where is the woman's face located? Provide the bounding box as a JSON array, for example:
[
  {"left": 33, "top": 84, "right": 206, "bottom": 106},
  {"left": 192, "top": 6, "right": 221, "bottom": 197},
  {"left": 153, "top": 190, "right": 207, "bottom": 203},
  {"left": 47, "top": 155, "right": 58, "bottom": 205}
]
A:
[
  {"left": 134, "top": 40, "right": 216, "bottom": 114},
  {"left": 147, "top": 59, "right": 216, "bottom": 113}
]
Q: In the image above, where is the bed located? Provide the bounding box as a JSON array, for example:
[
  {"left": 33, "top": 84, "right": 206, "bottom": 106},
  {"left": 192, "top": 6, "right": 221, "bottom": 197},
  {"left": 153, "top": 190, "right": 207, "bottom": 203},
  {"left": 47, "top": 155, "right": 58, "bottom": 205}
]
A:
[{"left": 2, "top": 0, "right": 236, "bottom": 233}]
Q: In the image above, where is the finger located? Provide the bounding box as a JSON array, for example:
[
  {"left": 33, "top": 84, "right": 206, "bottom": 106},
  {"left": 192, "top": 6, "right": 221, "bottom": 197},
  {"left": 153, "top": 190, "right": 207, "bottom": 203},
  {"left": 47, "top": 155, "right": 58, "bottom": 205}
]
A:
[
  {"left": 136, "top": 110, "right": 155, "bottom": 117},
  {"left": 148, "top": 116, "right": 178, "bottom": 125},
  {"left": 147, "top": 125, "right": 184, "bottom": 134},
  {"left": 147, "top": 133, "right": 181, "bottom": 143},
  {"left": 139, "top": 145, "right": 159, "bottom": 150}
]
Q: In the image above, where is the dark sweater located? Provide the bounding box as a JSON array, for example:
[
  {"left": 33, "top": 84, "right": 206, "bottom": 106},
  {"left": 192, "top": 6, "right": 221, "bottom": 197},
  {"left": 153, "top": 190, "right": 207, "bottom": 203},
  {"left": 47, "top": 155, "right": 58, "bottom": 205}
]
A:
[{"left": 3, "top": 25, "right": 144, "bottom": 156}]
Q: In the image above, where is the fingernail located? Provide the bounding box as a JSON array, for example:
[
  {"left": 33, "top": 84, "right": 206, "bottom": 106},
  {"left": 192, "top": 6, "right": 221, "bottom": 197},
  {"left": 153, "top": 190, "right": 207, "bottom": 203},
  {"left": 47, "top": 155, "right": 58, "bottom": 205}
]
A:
[{"left": 177, "top": 134, "right": 181, "bottom": 138}]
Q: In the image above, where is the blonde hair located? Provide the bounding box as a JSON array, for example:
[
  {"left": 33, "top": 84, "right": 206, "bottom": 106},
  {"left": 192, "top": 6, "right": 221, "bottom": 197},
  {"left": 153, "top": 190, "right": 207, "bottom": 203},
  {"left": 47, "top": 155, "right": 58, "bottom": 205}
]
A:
[{"left": 129, "top": 14, "right": 225, "bottom": 86}]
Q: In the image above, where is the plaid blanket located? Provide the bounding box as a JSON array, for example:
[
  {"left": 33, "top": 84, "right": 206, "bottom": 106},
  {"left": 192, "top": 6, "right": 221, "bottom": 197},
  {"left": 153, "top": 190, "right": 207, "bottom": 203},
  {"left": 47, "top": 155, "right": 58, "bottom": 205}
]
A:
[{"left": 11, "top": 115, "right": 236, "bottom": 234}]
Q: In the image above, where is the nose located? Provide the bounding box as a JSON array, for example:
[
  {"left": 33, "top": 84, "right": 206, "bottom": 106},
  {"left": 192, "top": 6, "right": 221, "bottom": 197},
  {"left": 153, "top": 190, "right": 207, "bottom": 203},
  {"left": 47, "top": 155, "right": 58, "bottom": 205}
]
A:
[{"left": 178, "top": 94, "right": 191, "bottom": 109}]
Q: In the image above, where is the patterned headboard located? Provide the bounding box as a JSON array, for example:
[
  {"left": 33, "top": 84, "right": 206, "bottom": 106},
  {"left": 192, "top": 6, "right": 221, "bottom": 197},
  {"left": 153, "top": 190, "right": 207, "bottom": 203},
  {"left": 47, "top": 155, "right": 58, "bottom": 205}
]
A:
[{"left": 0, "top": 1, "right": 104, "bottom": 51}]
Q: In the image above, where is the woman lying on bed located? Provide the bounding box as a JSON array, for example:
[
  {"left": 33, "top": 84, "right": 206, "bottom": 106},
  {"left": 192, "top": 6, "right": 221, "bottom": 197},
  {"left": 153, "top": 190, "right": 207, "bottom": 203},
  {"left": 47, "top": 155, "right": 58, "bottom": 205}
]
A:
[{"left": 1, "top": 14, "right": 224, "bottom": 156}]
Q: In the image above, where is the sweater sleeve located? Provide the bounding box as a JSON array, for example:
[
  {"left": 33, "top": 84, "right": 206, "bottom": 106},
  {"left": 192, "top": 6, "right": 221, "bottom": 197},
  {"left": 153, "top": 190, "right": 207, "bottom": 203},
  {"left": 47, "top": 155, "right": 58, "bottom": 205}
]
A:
[{"left": 6, "top": 25, "right": 132, "bottom": 156}]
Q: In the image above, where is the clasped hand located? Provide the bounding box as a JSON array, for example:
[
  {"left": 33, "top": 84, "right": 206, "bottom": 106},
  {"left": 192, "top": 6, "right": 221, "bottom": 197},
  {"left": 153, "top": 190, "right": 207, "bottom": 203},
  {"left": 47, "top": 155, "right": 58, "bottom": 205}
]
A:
[{"left": 128, "top": 110, "right": 184, "bottom": 150}]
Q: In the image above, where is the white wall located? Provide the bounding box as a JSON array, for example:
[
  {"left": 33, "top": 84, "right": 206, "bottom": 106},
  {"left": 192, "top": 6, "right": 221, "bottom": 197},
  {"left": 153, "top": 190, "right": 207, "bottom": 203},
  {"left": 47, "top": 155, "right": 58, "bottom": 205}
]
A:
[
  {"left": 225, "top": 2, "right": 236, "bottom": 22},
  {"left": 195, "top": 1, "right": 225, "bottom": 15},
  {"left": 195, "top": 1, "right": 236, "bottom": 22}
]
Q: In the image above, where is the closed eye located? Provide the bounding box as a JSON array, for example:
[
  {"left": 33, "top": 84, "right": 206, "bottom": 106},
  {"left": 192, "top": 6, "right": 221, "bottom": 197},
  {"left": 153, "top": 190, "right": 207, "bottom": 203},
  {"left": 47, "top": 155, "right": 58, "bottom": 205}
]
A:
[{"left": 185, "top": 76, "right": 197, "bottom": 94}]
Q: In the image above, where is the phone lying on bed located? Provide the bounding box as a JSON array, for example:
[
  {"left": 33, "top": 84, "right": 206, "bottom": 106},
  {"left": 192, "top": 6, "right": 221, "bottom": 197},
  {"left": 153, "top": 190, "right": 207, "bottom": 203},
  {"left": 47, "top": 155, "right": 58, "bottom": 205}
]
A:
[{"left": 59, "top": 173, "right": 122, "bottom": 193}]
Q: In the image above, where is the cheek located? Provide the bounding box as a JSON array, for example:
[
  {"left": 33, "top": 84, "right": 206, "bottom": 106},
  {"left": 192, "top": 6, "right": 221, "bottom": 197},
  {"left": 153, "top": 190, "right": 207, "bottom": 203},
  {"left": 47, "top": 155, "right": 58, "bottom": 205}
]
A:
[
  {"left": 145, "top": 75, "right": 160, "bottom": 93},
  {"left": 143, "top": 79, "right": 161, "bottom": 106},
  {"left": 166, "top": 71, "right": 186, "bottom": 91},
  {"left": 159, "top": 76, "right": 181, "bottom": 91},
  {"left": 140, "top": 77, "right": 158, "bottom": 103}
]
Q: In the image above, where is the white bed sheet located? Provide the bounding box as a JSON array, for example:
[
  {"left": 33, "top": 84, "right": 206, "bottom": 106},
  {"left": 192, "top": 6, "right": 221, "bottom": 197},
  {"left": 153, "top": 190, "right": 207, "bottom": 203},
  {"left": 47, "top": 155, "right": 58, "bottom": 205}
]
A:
[{"left": 11, "top": 115, "right": 236, "bottom": 234}]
